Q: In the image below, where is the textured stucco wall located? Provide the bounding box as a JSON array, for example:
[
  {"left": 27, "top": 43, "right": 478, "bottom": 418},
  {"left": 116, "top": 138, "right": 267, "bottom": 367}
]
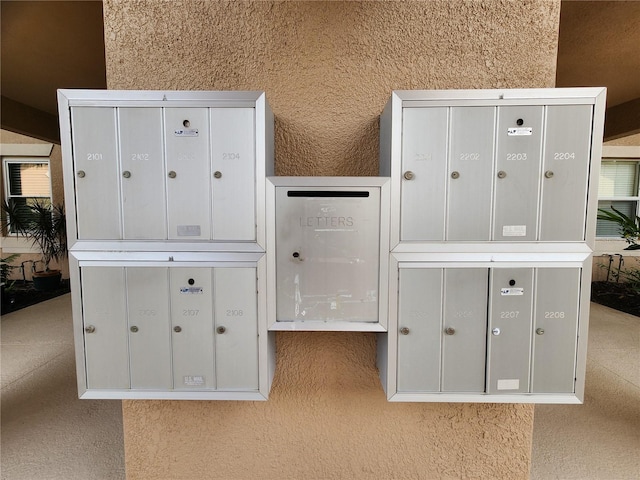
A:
[{"left": 103, "top": 1, "right": 561, "bottom": 478}]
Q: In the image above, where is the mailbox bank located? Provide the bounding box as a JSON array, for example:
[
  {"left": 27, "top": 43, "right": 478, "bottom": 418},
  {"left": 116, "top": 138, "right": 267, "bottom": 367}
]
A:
[
  {"left": 60, "top": 88, "right": 605, "bottom": 403},
  {"left": 378, "top": 88, "right": 606, "bottom": 403}
]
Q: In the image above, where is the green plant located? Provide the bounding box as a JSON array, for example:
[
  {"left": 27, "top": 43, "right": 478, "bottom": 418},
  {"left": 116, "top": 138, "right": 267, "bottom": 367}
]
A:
[
  {"left": 1, "top": 253, "right": 19, "bottom": 287},
  {"left": 597, "top": 207, "right": 640, "bottom": 249},
  {"left": 1, "top": 200, "right": 67, "bottom": 272}
]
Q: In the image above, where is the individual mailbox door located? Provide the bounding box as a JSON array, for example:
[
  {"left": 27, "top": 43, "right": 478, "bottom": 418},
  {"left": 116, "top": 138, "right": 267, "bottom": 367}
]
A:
[
  {"left": 397, "top": 268, "right": 442, "bottom": 392},
  {"left": 447, "top": 107, "right": 495, "bottom": 240},
  {"left": 71, "top": 107, "right": 121, "bottom": 239},
  {"left": 532, "top": 268, "right": 581, "bottom": 393},
  {"left": 165, "top": 108, "right": 211, "bottom": 240},
  {"left": 170, "top": 268, "right": 215, "bottom": 389},
  {"left": 213, "top": 268, "right": 259, "bottom": 390},
  {"left": 81, "top": 267, "right": 129, "bottom": 389},
  {"left": 487, "top": 268, "right": 534, "bottom": 394},
  {"left": 210, "top": 108, "right": 256, "bottom": 241},
  {"left": 401, "top": 107, "right": 448, "bottom": 240},
  {"left": 276, "top": 188, "right": 380, "bottom": 323},
  {"left": 126, "top": 267, "right": 172, "bottom": 390},
  {"left": 442, "top": 268, "right": 488, "bottom": 392},
  {"left": 493, "top": 106, "right": 543, "bottom": 241},
  {"left": 118, "top": 108, "right": 167, "bottom": 239},
  {"left": 539, "top": 105, "right": 593, "bottom": 241}
]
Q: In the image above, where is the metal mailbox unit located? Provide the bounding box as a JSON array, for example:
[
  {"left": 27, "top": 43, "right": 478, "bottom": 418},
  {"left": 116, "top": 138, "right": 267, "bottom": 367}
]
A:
[
  {"left": 266, "top": 177, "right": 390, "bottom": 331},
  {"left": 58, "top": 90, "right": 275, "bottom": 400},
  {"left": 58, "top": 89, "right": 274, "bottom": 249},
  {"left": 378, "top": 88, "right": 606, "bottom": 403}
]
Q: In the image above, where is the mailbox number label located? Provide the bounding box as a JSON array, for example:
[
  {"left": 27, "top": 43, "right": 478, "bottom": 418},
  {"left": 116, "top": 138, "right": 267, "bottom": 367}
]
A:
[
  {"left": 459, "top": 153, "right": 480, "bottom": 161},
  {"left": 87, "top": 153, "right": 103, "bottom": 161},
  {"left": 544, "top": 311, "right": 565, "bottom": 318},
  {"left": 138, "top": 309, "right": 157, "bottom": 316},
  {"left": 131, "top": 153, "right": 150, "bottom": 161},
  {"left": 500, "top": 311, "right": 520, "bottom": 319},
  {"left": 226, "top": 309, "right": 244, "bottom": 317},
  {"left": 183, "top": 309, "right": 199, "bottom": 316},
  {"left": 222, "top": 153, "right": 240, "bottom": 160},
  {"left": 554, "top": 152, "right": 576, "bottom": 160},
  {"left": 454, "top": 310, "right": 473, "bottom": 318},
  {"left": 506, "top": 153, "right": 527, "bottom": 161}
]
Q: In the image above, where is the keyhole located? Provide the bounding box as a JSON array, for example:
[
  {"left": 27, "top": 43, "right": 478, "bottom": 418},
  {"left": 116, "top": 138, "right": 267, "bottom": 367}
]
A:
[
  {"left": 516, "top": 118, "right": 524, "bottom": 126},
  {"left": 509, "top": 279, "right": 516, "bottom": 286},
  {"left": 183, "top": 120, "right": 190, "bottom": 127},
  {"left": 188, "top": 278, "right": 195, "bottom": 285},
  {"left": 292, "top": 252, "right": 300, "bottom": 259}
]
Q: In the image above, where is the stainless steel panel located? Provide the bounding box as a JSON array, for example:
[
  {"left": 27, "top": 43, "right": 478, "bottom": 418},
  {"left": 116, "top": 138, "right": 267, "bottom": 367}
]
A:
[
  {"left": 81, "top": 267, "right": 129, "bottom": 389},
  {"left": 493, "top": 106, "right": 544, "bottom": 241},
  {"left": 126, "top": 267, "right": 172, "bottom": 390},
  {"left": 400, "top": 107, "right": 448, "bottom": 240},
  {"left": 275, "top": 188, "right": 380, "bottom": 323},
  {"left": 214, "top": 268, "right": 259, "bottom": 390},
  {"left": 540, "top": 105, "right": 593, "bottom": 241},
  {"left": 71, "top": 107, "right": 121, "bottom": 239},
  {"left": 487, "top": 268, "right": 534, "bottom": 394},
  {"left": 165, "top": 108, "right": 211, "bottom": 240},
  {"left": 397, "top": 268, "right": 442, "bottom": 392},
  {"left": 447, "top": 107, "right": 495, "bottom": 240},
  {"left": 532, "top": 268, "right": 580, "bottom": 393},
  {"left": 442, "top": 268, "right": 488, "bottom": 392},
  {"left": 210, "top": 108, "right": 256, "bottom": 241},
  {"left": 170, "top": 268, "right": 215, "bottom": 389},
  {"left": 118, "top": 108, "right": 167, "bottom": 239}
]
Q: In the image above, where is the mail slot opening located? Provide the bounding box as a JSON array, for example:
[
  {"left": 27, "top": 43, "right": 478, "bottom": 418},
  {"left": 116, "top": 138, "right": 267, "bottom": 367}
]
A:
[{"left": 287, "top": 191, "right": 370, "bottom": 198}]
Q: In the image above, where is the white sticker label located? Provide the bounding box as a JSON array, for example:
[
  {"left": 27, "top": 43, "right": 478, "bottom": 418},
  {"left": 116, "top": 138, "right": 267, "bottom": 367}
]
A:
[
  {"left": 174, "top": 128, "right": 199, "bottom": 137},
  {"left": 497, "top": 379, "right": 520, "bottom": 390},
  {"left": 507, "top": 127, "right": 532, "bottom": 136},
  {"left": 177, "top": 225, "right": 201, "bottom": 236},
  {"left": 184, "top": 375, "right": 205, "bottom": 386},
  {"left": 180, "top": 287, "right": 203, "bottom": 294},
  {"left": 501, "top": 288, "right": 524, "bottom": 296},
  {"left": 503, "top": 225, "right": 526, "bottom": 237}
]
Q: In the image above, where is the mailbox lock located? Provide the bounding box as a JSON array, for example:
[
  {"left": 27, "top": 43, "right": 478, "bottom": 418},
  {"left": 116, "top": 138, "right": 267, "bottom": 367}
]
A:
[
  {"left": 516, "top": 118, "right": 524, "bottom": 126},
  {"left": 188, "top": 278, "right": 195, "bottom": 285},
  {"left": 545, "top": 170, "right": 554, "bottom": 179},
  {"left": 451, "top": 171, "right": 460, "bottom": 179},
  {"left": 130, "top": 326, "right": 139, "bottom": 333},
  {"left": 399, "top": 327, "right": 410, "bottom": 335},
  {"left": 536, "top": 328, "right": 545, "bottom": 335},
  {"left": 84, "top": 325, "right": 96, "bottom": 334},
  {"left": 444, "top": 326, "right": 456, "bottom": 335},
  {"left": 168, "top": 171, "right": 177, "bottom": 178},
  {"left": 122, "top": 171, "right": 131, "bottom": 178},
  {"left": 509, "top": 279, "right": 516, "bottom": 286},
  {"left": 77, "top": 170, "right": 86, "bottom": 178},
  {"left": 183, "top": 120, "right": 190, "bottom": 127},
  {"left": 216, "top": 326, "right": 226, "bottom": 334},
  {"left": 492, "top": 327, "right": 501, "bottom": 336},
  {"left": 173, "top": 326, "right": 182, "bottom": 333},
  {"left": 214, "top": 171, "right": 222, "bottom": 179},
  {"left": 497, "top": 171, "right": 507, "bottom": 179},
  {"left": 292, "top": 251, "right": 300, "bottom": 259},
  {"left": 403, "top": 171, "right": 415, "bottom": 181}
]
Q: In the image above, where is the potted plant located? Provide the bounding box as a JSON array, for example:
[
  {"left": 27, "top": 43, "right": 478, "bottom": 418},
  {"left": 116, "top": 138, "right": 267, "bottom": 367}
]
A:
[
  {"left": 1, "top": 200, "right": 67, "bottom": 291},
  {"left": 597, "top": 206, "right": 640, "bottom": 249}
]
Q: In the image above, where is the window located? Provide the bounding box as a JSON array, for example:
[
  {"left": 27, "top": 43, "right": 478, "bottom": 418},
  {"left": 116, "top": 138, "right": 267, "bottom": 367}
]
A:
[
  {"left": 2, "top": 158, "right": 52, "bottom": 234},
  {"left": 596, "top": 160, "right": 640, "bottom": 237}
]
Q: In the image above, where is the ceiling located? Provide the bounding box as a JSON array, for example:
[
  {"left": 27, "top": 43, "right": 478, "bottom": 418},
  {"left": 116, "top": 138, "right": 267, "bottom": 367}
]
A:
[{"left": 1, "top": 0, "right": 639, "bottom": 143}]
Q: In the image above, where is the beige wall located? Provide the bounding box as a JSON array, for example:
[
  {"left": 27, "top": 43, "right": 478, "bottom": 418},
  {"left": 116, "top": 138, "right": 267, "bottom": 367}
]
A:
[{"left": 104, "top": 1, "right": 561, "bottom": 478}]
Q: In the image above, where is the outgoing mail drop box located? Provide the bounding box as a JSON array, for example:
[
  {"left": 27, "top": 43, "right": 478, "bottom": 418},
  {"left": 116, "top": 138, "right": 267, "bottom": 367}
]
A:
[{"left": 267, "top": 177, "right": 390, "bottom": 331}]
